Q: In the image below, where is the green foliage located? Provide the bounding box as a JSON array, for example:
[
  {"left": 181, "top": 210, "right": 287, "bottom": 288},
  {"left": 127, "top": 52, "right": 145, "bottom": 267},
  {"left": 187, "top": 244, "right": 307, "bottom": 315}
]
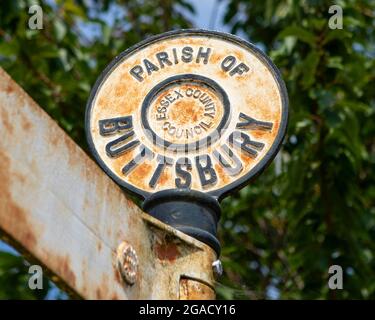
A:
[
  {"left": 0, "top": 0, "right": 193, "bottom": 299},
  {"left": 0, "top": 251, "right": 51, "bottom": 299},
  {"left": 220, "top": 0, "right": 375, "bottom": 299},
  {"left": 0, "top": 0, "right": 374, "bottom": 299},
  {"left": 0, "top": 0, "right": 194, "bottom": 148}
]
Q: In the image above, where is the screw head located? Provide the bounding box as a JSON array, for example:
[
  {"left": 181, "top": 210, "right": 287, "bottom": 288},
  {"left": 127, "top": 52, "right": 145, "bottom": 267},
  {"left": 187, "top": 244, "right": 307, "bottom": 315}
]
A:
[
  {"left": 117, "top": 242, "right": 138, "bottom": 285},
  {"left": 212, "top": 259, "right": 223, "bottom": 278}
]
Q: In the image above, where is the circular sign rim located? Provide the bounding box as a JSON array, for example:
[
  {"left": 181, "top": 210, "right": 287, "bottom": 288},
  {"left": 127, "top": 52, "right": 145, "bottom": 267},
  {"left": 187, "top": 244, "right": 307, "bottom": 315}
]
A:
[
  {"left": 141, "top": 73, "right": 231, "bottom": 152},
  {"left": 85, "top": 29, "right": 289, "bottom": 201}
]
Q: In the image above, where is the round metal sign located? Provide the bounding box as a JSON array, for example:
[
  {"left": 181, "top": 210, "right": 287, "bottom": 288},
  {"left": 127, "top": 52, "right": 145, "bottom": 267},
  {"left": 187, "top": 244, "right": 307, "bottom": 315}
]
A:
[{"left": 86, "top": 30, "right": 288, "bottom": 200}]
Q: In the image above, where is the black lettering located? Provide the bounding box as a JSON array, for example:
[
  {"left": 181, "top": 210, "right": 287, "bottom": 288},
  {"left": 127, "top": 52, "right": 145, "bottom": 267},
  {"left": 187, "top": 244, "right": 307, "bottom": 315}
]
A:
[
  {"left": 221, "top": 56, "right": 236, "bottom": 72},
  {"left": 149, "top": 155, "right": 173, "bottom": 188},
  {"left": 199, "top": 94, "right": 212, "bottom": 105},
  {"left": 236, "top": 112, "right": 273, "bottom": 131},
  {"left": 194, "top": 125, "right": 202, "bottom": 135},
  {"left": 186, "top": 88, "right": 193, "bottom": 97},
  {"left": 157, "top": 106, "right": 167, "bottom": 113},
  {"left": 181, "top": 46, "right": 193, "bottom": 63},
  {"left": 196, "top": 47, "right": 211, "bottom": 64},
  {"left": 166, "top": 93, "right": 175, "bottom": 103},
  {"left": 105, "top": 131, "right": 139, "bottom": 158},
  {"left": 156, "top": 52, "right": 173, "bottom": 68},
  {"left": 99, "top": 116, "right": 133, "bottom": 136},
  {"left": 205, "top": 103, "right": 214, "bottom": 110},
  {"left": 129, "top": 65, "right": 144, "bottom": 82},
  {"left": 156, "top": 113, "right": 166, "bottom": 121},
  {"left": 160, "top": 99, "right": 169, "bottom": 107},
  {"left": 176, "top": 128, "right": 183, "bottom": 138},
  {"left": 186, "top": 128, "right": 193, "bottom": 138},
  {"left": 200, "top": 121, "right": 212, "bottom": 130},
  {"left": 143, "top": 59, "right": 159, "bottom": 75},
  {"left": 174, "top": 90, "right": 183, "bottom": 99},
  {"left": 228, "top": 131, "right": 264, "bottom": 158},
  {"left": 213, "top": 144, "right": 243, "bottom": 176},
  {"left": 172, "top": 48, "right": 179, "bottom": 64},
  {"left": 229, "top": 62, "right": 250, "bottom": 76},
  {"left": 175, "top": 157, "right": 192, "bottom": 189},
  {"left": 168, "top": 124, "right": 176, "bottom": 136},
  {"left": 195, "top": 155, "right": 217, "bottom": 187},
  {"left": 193, "top": 90, "right": 201, "bottom": 98},
  {"left": 204, "top": 112, "right": 215, "bottom": 119},
  {"left": 122, "top": 145, "right": 154, "bottom": 175}
]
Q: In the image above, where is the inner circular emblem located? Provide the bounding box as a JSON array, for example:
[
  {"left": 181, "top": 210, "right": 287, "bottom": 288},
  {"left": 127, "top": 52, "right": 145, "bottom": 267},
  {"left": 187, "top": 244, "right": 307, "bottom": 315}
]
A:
[
  {"left": 85, "top": 30, "right": 288, "bottom": 200},
  {"left": 141, "top": 74, "right": 230, "bottom": 152}
]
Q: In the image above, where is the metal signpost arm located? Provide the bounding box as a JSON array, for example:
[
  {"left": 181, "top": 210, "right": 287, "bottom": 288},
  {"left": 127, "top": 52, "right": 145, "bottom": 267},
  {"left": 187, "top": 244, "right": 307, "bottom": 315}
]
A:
[
  {"left": 0, "top": 29, "right": 287, "bottom": 301},
  {"left": 0, "top": 68, "right": 216, "bottom": 300}
]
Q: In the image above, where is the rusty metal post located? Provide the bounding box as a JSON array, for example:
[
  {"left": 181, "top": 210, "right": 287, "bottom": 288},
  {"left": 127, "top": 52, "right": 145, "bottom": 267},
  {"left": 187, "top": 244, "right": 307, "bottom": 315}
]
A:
[
  {"left": 179, "top": 278, "right": 215, "bottom": 300},
  {"left": 0, "top": 67, "right": 217, "bottom": 299},
  {"left": 141, "top": 214, "right": 217, "bottom": 300},
  {"left": 85, "top": 30, "right": 288, "bottom": 299},
  {"left": 116, "top": 213, "right": 218, "bottom": 300},
  {"left": 1, "top": 29, "right": 287, "bottom": 300}
]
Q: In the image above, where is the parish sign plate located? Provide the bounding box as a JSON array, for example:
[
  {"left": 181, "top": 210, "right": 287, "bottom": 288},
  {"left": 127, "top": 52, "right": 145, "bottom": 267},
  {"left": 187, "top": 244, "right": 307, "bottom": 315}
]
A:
[{"left": 86, "top": 30, "right": 288, "bottom": 200}]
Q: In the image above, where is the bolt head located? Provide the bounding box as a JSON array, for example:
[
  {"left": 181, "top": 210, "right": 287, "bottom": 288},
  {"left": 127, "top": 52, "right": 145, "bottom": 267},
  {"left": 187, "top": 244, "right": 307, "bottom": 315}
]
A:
[
  {"left": 117, "top": 242, "right": 138, "bottom": 285},
  {"left": 212, "top": 259, "right": 223, "bottom": 278}
]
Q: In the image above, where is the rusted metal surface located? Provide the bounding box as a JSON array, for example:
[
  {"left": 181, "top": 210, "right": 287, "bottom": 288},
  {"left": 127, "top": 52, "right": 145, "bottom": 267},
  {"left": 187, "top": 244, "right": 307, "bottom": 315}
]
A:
[
  {"left": 143, "top": 217, "right": 216, "bottom": 299},
  {"left": 0, "top": 68, "right": 216, "bottom": 299},
  {"left": 179, "top": 278, "right": 215, "bottom": 300},
  {"left": 86, "top": 30, "right": 288, "bottom": 200}
]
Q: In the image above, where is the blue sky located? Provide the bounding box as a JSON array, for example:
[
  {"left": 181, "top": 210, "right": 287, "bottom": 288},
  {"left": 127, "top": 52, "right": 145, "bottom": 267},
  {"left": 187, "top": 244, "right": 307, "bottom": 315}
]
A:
[{"left": 186, "top": 0, "right": 230, "bottom": 31}]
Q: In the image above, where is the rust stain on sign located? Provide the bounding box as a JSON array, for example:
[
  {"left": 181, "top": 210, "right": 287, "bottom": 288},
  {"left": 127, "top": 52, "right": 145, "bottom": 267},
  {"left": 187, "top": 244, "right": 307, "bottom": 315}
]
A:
[
  {"left": 0, "top": 67, "right": 216, "bottom": 299},
  {"left": 86, "top": 30, "right": 288, "bottom": 200}
]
